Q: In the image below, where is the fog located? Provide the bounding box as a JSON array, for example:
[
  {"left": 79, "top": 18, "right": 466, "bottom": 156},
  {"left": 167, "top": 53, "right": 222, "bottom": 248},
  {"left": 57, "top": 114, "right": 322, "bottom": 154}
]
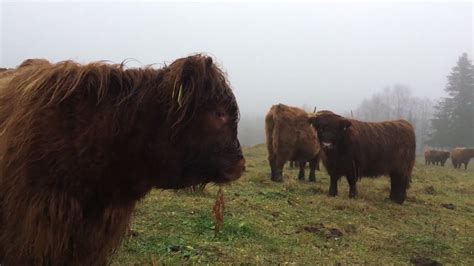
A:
[{"left": 1, "top": 1, "right": 472, "bottom": 147}]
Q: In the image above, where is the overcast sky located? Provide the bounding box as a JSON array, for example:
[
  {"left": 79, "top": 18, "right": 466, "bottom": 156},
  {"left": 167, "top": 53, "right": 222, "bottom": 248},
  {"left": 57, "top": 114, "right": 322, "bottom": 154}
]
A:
[{"left": 1, "top": 1, "right": 472, "bottom": 116}]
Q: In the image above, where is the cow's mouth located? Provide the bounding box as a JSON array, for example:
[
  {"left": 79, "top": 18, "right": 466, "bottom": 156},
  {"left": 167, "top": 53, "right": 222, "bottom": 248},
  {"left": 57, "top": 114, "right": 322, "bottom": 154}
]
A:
[
  {"left": 322, "top": 142, "right": 333, "bottom": 149},
  {"left": 215, "top": 158, "right": 246, "bottom": 184}
]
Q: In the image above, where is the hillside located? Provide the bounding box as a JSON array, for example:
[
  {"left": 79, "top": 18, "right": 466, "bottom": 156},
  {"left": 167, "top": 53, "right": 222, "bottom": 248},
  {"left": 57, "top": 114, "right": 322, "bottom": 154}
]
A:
[{"left": 113, "top": 144, "right": 474, "bottom": 264}]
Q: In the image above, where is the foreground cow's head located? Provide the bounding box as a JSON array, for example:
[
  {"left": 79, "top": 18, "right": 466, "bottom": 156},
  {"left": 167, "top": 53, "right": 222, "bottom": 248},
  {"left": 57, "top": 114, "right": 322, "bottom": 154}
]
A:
[
  {"left": 308, "top": 111, "right": 351, "bottom": 151},
  {"left": 146, "top": 55, "right": 245, "bottom": 189}
]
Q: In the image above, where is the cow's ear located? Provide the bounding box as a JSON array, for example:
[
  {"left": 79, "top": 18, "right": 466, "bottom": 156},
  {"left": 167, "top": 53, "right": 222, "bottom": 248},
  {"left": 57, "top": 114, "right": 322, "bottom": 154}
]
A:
[
  {"left": 340, "top": 119, "right": 352, "bottom": 131},
  {"left": 205, "top": 57, "right": 213, "bottom": 68}
]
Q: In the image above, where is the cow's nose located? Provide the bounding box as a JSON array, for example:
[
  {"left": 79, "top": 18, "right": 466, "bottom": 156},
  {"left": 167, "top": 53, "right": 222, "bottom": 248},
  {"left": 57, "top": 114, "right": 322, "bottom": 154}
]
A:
[{"left": 322, "top": 142, "right": 333, "bottom": 149}]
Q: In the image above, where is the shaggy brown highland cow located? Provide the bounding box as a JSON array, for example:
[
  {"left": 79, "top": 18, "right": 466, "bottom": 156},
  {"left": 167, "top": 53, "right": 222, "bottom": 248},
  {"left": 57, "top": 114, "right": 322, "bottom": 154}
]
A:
[
  {"left": 308, "top": 111, "right": 416, "bottom": 204},
  {"left": 0, "top": 55, "right": 245, "bottom": 265},
  {"left": 265, "top": 104, "right": 320, "bottom": 182},
  {"left": 424, "top": 150, "right": 450, "bottom": 166},
  {"left": 451, "top": 147, "right": 474, "bottom": 169}
]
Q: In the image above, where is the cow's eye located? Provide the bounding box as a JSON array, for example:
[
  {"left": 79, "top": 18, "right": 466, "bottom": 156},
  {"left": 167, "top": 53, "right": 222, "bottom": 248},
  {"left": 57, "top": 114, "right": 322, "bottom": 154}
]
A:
[{"left": 215, "top": 111, "right": 225, "bottom": 118}]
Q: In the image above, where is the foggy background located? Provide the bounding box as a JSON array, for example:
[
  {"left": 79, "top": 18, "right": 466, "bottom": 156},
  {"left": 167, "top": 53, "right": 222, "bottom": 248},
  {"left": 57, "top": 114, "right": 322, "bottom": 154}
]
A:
[{"left": 1, "top": 1, "right": 472, "bottom": 149}]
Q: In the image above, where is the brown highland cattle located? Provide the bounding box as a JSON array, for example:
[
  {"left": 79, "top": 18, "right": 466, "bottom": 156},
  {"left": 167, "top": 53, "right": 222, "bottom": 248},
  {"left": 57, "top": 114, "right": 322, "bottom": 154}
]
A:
[
  {"left": 451, "top": 148, "right": 474, "bottom": 169},
  {"left": 0, "top": 55, "right": 245, "bottom": 265},
  {"left": 265, "top": 104, "right": 320, "bottom": 182},
  {"left": 424, "top": 150, "right": 450, "bottom": 166},
  {"left": 308, "top": 111, "right": 416, "bottom": 204}
]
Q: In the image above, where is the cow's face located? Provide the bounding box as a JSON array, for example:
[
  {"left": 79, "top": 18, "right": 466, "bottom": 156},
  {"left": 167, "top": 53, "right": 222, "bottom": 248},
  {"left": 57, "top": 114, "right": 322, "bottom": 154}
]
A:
[
  {"left": 308, "top": 113, "right": 351, "bottom": 151},
  {"left": 151, "top": 55, "right": 245, "bottom": 189},
  {"left": 179, "top": 104, "right": 245, "bottom": 186}
]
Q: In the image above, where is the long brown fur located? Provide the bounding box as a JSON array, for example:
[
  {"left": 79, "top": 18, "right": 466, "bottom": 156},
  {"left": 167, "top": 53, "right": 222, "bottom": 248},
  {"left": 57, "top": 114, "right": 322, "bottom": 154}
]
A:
[
  {"left": 451, "top": 148, "right": 474, "bottom": 169},
  {"left": 309, "top": 111, "right": 416, "bottom": 204},
  {"left": 0, "top": 54, "right": 244, "bottom": 265},
  {"left": 265, "top": 104, "right": 320, "bottom": 182}
]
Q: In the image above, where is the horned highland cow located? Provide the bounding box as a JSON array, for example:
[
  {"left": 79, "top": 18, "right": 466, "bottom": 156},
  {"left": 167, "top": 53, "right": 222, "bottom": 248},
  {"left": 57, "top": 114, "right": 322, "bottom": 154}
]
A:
[
  {"left": 0, "top": 55, "right": 245, "bottom": 265},
  {"left": 308, "top": 111, "right": 416, "bottom": 204},
  {"left": 451, "top": 148, "right": 474, "bottom": 169},
  {"left": 265, "top": 104, "right": 321, "bottom": 182}
]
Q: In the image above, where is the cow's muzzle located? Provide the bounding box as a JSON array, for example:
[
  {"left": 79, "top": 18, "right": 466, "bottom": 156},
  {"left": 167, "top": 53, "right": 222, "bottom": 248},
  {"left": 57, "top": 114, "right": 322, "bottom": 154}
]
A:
[{"left": 322, "top": 142, "right": 333, "bottom": 149}]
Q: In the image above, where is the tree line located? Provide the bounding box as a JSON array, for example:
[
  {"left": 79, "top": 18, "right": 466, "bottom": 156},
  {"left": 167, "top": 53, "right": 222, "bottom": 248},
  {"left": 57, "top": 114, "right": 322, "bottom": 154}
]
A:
[
  {"left": 238, "top": 53, "right": 473, "bottom": 153},
  {"left": 351, "top": 85, "right": 433, "bottom": 154}
]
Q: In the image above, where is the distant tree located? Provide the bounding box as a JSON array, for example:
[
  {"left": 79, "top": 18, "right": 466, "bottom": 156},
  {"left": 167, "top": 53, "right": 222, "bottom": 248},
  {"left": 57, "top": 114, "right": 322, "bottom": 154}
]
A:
[
  {"left": 391, "top": 84, "right": 411, "bottom": 119},
  {"left": 427, "top": 99, "right": 452, "bottom": 147},
  {"left": 415, "top": 98, "right": 435, "bottom": 150},
  {"left": 353, "top": 85, "right": 434, "bottom": 154},
  {"left": 429, "top": 53, "right": 474, "bottom": 147}
]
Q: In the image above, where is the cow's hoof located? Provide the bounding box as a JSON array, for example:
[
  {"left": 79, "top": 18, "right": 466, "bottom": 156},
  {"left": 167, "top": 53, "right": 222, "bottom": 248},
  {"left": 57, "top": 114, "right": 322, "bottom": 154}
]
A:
[
  {"left": 309, "top": 176, "right": 316, "bottom": 182},
  {"left": 349, "top": 190, "right": 358, "bottom": 198},
  {"left": 390, "top": 195, "right": 405, "bottom": 204},
  {"left": 328, "top": 191, "right": 338, "bottom": 197},
  {"left": 271, "top": 177, "right": 283, "bottom": 183}
]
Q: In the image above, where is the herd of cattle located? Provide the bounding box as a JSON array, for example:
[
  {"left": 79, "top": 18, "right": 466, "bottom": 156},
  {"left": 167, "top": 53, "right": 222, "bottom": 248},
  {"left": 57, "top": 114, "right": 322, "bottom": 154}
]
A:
[
  {"left": 424, "top": 148, "right": 474, "bottom": 169},
  {"left": 0, "top": 57, "right": 472, "bottom": 265},
  {"left": 265, "top": 104, "right": 416, "bottom": 204},
  {"left": 265, "top": 104, "right": 474, "bottom": 204}
]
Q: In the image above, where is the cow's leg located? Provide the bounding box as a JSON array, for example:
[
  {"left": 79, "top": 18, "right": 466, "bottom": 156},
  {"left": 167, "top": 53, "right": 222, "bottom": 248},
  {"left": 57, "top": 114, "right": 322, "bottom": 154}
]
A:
[
  {"left": 389, "top": 172, "right": 408, "bottom": 204},
  {"left": 464, "top": 161, "right": 469, "bottom": 170},
  {"left": 289, "top": 160, "right": 294, "bottom": 168},
  {"left": 346, "top": 175, "right": 358, "bottom": 198},
  {"left": 328, "top": 175, "right": 339, "bottom": 197},
  {"left": 269, "top": 156, "right": 276, "bottom": 179},
  {"left": 298, "top": 161, "right": 306, "bottom": 181},
  {"left": 271, "top": 157, "right": 284, "bottom": 182},
  {"left": 315, "top": 155, "right": 320, "bottom": 171},
  {"left": 308, "top": 158, "right": 317, "bottom": 182}
]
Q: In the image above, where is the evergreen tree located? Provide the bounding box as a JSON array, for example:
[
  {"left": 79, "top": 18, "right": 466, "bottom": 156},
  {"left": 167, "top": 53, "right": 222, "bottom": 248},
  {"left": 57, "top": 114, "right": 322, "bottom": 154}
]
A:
[
  {"left": 429, "top": 53, "right": 474, "bottom": 147},
  {"left": 428, "top": 99, "right": 453, "bottom": 147}
]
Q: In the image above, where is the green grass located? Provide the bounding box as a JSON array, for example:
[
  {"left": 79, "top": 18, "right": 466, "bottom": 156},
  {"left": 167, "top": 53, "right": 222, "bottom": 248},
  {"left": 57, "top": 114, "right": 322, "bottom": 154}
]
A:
[{"left": 112, "top": 144, "right": 474, "bottom": 265}]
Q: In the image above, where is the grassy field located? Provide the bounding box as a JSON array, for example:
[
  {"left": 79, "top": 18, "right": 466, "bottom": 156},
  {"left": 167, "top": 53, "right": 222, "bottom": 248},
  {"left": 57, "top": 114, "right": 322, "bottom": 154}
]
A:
[{"left": 112, "top": 144, "right": 474, "bottom": 265}]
